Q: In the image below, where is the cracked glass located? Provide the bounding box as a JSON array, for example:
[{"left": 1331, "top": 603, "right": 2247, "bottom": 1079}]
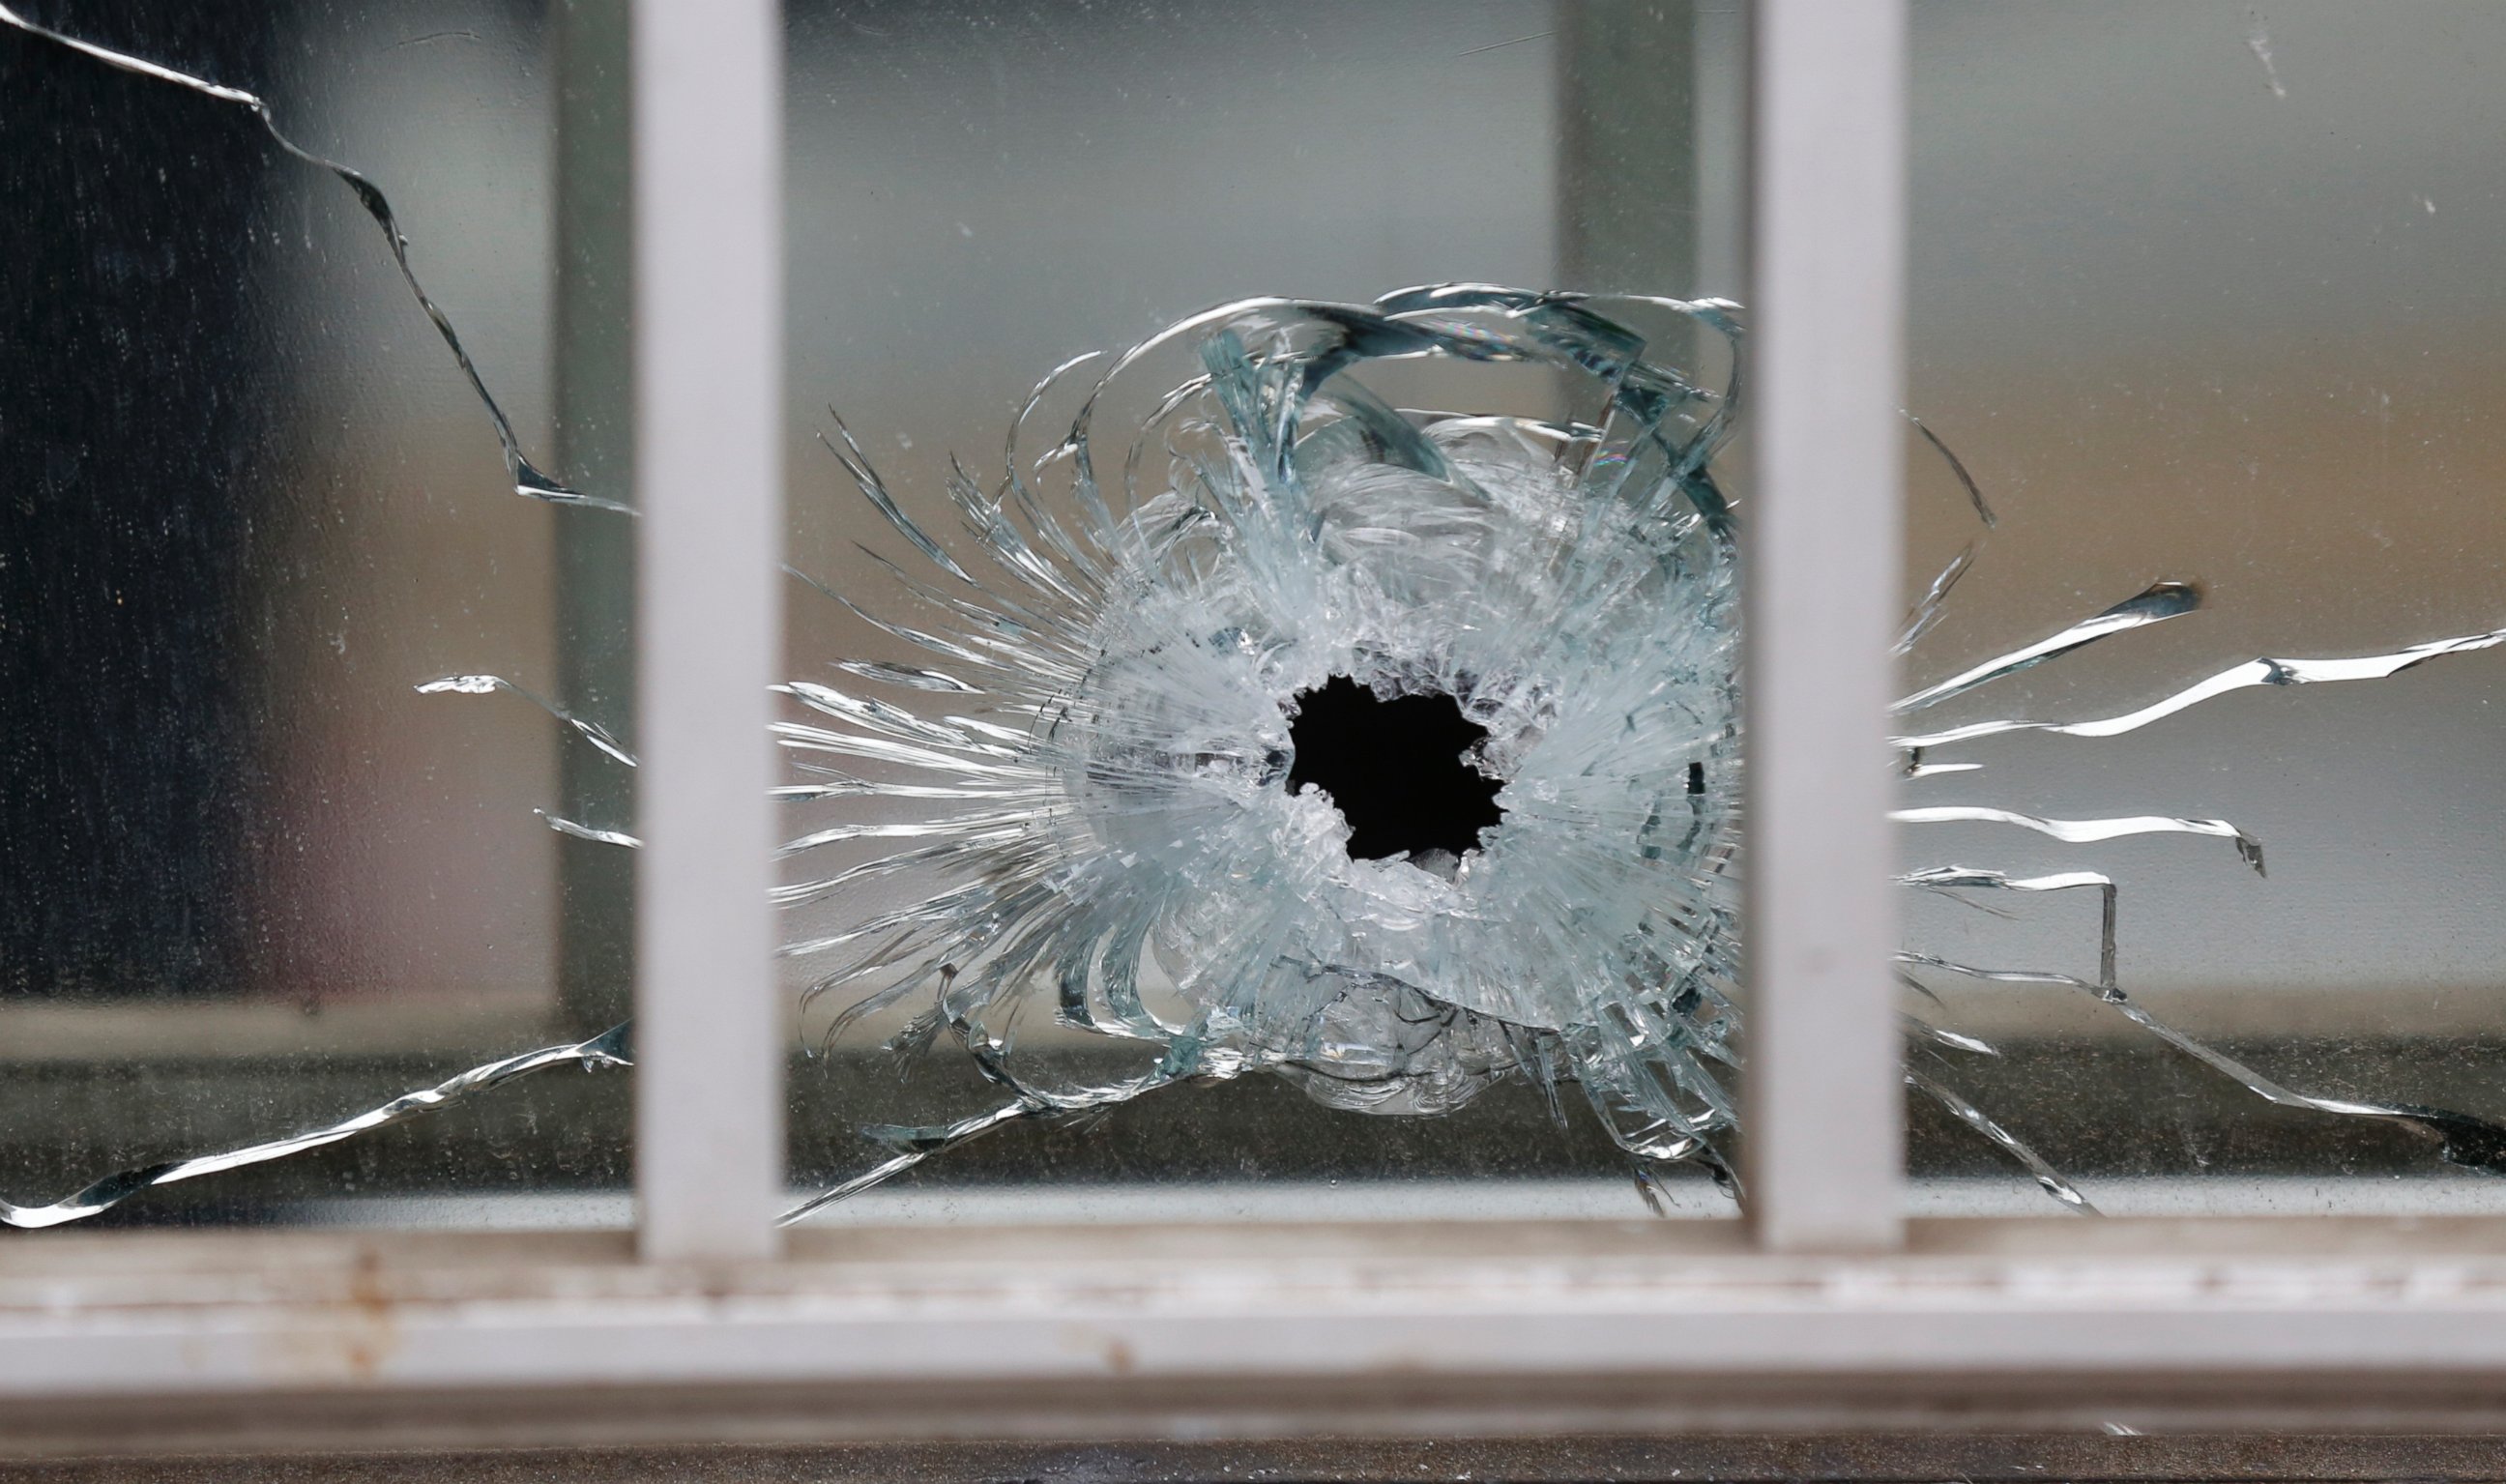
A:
[
  {"left": 11, "top": 0, "right": 2506, "bottom": 1233},
  {"left": 1, "top": 0, "right": 631, "bottom": 1228},
  {"left": 7, "top": 0, "right": 1741, "bottom": 1230},
  {"left": 774, "top": 0, "right": 1745, "bottom": 1225},
  {"left": 1896, "top": 1, "right": 2506, "bottom": 1216}
]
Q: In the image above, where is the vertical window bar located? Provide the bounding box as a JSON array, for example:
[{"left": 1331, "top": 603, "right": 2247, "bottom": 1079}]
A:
[
  {"left": 631, "top": 0, "right": 785, "bottom": 1261},
  {"left": 1741, "top": 0, "right": 1909, "bottom": 1251}
]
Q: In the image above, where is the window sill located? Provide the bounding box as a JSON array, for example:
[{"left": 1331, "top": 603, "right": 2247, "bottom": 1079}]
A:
[{"left": 8, "top": 1217, "right": 2506, "bottom": 1454}]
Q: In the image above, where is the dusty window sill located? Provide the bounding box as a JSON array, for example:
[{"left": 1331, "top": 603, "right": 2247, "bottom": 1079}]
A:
[{"left": 8, "top": 1218, "right": 2506, "bottom": 1454}]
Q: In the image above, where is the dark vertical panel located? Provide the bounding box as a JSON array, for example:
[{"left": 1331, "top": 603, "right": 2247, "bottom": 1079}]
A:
[{"left": 0, "top": 8, "right": 283, "bottom": 1000}]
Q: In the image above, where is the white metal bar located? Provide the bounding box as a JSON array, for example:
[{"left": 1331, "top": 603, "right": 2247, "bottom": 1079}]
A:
[
  {"left": 1742, "top": 0, "right": 1908, "bottom": 1251},
  {"left": 630, "top": 0, "right": 785, "bottom": 1261}
]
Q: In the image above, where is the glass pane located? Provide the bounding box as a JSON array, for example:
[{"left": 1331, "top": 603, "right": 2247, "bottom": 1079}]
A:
[
  {"left": 779, "top": 0, "right": 1754, "bottom": 1224},
  {"left": 2, "top": 0, "right": 631, "bottom": 1228},
  {"left": 1899, "top": 1, "right": 2506, "bottom": 1215}
]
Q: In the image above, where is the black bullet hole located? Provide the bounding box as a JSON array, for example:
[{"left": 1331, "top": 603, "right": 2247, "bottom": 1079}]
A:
[{"left": 1284, "top": 676, "right": 1506, "bottom": 861}]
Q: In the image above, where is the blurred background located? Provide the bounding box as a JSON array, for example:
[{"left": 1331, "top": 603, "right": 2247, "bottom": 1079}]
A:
[{"left": 4, "top": 0, "right": 2505, "bottom": 1226}]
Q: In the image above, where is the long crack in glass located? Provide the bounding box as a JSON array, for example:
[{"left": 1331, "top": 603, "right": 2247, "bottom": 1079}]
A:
[
  {"left": 10, "top": 15, "right": 2506, "bottom": 1230},
  {"left": 0, "top": 3, "right": 622, "bottom": 513}
]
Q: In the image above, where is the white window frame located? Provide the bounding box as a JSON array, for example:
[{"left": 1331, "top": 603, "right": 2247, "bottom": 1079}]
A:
[{"left": 8, "top": 0, "right": 2506, "bottom": 1455}]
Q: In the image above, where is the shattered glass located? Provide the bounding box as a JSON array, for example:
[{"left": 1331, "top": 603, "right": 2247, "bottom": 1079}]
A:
[
  {"left": 775, "top": 286, "right": 1749, "bottom": 1221},
  {"left": 776, "top": 1, "right": 1736, "bottom": 1221},
  {"left": 12, "top": 1, "right": 2506, "bottom": 1230}
]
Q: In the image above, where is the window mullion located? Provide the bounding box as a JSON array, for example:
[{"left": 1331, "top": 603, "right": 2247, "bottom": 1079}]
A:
[
  {"left": 1741, "top": 0, "right": 1909, "bottom": 1252},
  {"left": 630, "top": 0, "right": 787, "bottom": 1262}
]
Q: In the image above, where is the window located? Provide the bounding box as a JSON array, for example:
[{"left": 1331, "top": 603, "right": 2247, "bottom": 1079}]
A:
[{"left": 7, "top": 0, "right": 2506, "bottom": 1467}]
